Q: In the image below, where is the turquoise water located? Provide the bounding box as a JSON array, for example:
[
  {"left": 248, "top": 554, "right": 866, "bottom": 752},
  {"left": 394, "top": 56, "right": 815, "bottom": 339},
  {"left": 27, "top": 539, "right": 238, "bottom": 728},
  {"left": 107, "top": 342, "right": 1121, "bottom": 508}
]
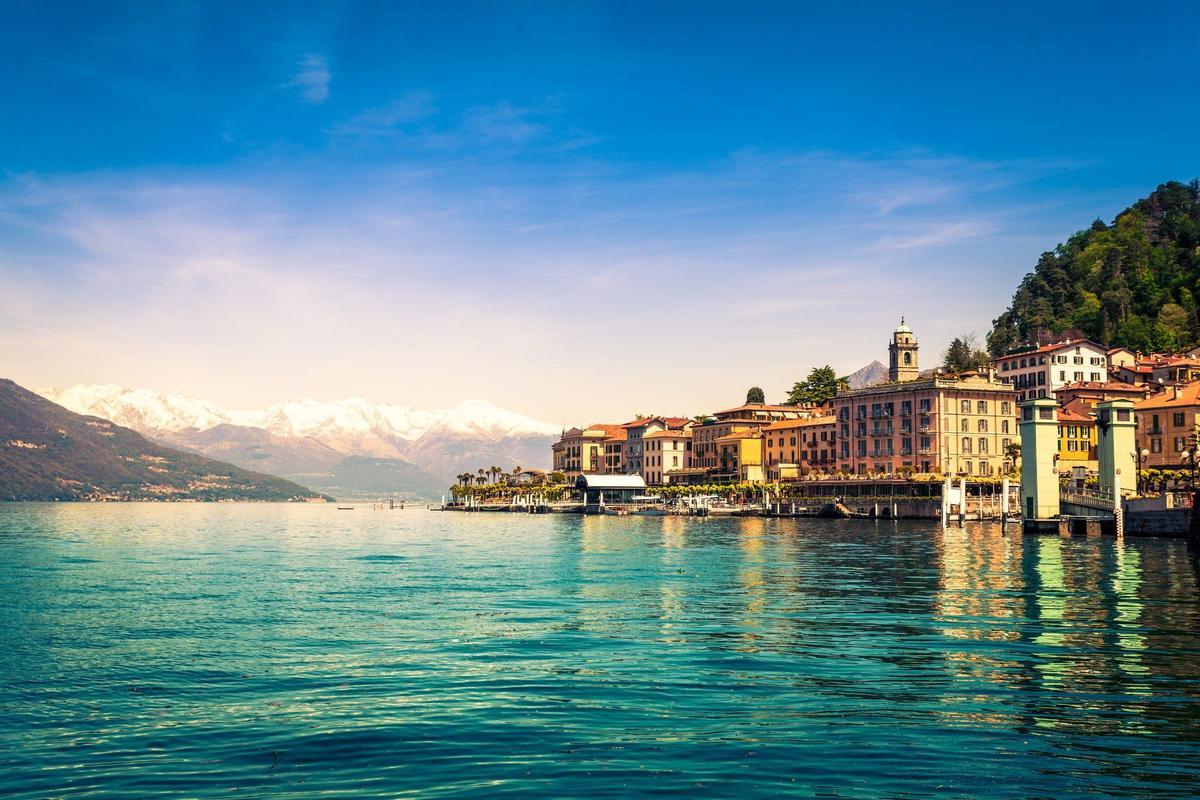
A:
[{"left": 2, "top": 505, "right": 1199, "bottom": 798}]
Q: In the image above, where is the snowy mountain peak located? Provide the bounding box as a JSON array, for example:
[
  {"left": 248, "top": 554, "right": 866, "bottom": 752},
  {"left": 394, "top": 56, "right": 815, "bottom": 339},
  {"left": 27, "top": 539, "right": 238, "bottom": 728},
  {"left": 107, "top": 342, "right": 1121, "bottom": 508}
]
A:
[
  {"left": 39, "top": 384, "right": 233, "bottom": 433},
  {"left": 38, "top": 384, "right": 558, "bottom": 444}
]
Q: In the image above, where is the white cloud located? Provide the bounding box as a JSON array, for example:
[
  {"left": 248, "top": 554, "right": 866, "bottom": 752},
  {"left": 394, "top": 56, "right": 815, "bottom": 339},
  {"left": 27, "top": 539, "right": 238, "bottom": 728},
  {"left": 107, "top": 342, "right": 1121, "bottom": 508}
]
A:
[{"left": 287, "top": 53, "right": 330, "bottom": 103}]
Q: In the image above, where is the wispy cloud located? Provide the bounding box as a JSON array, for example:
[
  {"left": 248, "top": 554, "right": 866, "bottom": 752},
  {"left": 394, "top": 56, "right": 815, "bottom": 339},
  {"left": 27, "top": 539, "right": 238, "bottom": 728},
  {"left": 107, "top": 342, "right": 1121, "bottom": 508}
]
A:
[
  {"left": 461, "top": 103, "right": 544, "bottom": 145},
  {"left": 871, "top": 220, "right": 997, "bottom": 251},
  {"left": 287, "top": 53, "right": 330, "bottom": 103},
  {"left": 0, "top": 144, "right": 1088, "bottom": 419},
  {"left": 326, "top": 91, "right": 436, "bottom": 137}
]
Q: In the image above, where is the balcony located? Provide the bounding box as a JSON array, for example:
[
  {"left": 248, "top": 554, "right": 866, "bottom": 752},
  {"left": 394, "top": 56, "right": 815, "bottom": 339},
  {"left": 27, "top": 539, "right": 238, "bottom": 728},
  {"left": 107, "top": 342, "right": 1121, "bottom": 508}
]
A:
[{"left": 869, "top": 429, "right": 894, "bottom": 437}]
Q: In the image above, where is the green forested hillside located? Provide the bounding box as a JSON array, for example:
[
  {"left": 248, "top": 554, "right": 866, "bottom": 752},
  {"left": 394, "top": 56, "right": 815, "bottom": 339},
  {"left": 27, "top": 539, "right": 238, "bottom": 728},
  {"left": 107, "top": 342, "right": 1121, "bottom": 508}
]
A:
[
  {"left": 0, "top": 378, "right": 325, "bottom": 501},
  {"left": 988, "top": 180, "right": 1200, "bottom": 355}
]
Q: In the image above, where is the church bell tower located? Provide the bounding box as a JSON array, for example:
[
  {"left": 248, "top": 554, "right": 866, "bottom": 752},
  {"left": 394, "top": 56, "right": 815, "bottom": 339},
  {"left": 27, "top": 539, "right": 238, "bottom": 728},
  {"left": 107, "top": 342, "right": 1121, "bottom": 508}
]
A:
[{"left": 888, "top": 317, "right": 919, "bottom": 382}]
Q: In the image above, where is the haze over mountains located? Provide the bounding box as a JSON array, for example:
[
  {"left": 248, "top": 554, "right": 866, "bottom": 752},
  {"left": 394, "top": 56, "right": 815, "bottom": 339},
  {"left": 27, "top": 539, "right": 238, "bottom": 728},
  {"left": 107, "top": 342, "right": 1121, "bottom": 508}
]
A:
[{"left": 39, "top": 385, "right": 561, "bottom": 499}]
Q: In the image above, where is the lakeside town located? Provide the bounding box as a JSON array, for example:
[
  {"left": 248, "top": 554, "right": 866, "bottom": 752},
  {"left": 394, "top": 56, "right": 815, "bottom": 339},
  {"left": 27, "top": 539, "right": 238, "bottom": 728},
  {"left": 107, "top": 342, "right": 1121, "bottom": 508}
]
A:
[{"left": 451, "top": 319, "right": 1200, "bottom": 520}]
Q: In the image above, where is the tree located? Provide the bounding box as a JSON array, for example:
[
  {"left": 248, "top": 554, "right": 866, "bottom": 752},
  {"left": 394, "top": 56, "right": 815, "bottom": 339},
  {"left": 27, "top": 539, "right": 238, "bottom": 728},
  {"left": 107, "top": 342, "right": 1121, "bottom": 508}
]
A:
[
  {"left": 745, "top": 386, "right": 766, "bottom": 404},
  {"left": 988, "top": 181, "right": 1200, "bottom": 353},
  {"left": 942, "top": 333, "right": 992, "bottom": 373},
  {"left": 787, "top": 366, "right": 849, "bottom": 406}
]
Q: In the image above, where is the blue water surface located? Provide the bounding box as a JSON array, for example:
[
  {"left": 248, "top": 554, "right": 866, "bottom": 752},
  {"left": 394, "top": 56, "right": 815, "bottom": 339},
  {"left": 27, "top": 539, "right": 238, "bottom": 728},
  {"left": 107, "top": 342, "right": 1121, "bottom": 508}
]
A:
[{"left": 1, "top": 504, "right": 1199, "bottom": 798}]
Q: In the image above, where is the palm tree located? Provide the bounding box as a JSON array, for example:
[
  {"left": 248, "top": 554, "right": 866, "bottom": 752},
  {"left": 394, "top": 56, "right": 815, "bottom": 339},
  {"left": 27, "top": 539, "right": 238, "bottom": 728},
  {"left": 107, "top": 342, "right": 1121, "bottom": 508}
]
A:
[{"left": 490, "top": 466, "right": 502, "bottom": 484}]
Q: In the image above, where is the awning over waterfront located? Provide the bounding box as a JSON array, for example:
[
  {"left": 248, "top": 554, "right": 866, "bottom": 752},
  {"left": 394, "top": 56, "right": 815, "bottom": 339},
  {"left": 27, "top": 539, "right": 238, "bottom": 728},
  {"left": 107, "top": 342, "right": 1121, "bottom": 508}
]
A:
[{"left": 574, "top": 474, "right": 647, "bottom": 490}]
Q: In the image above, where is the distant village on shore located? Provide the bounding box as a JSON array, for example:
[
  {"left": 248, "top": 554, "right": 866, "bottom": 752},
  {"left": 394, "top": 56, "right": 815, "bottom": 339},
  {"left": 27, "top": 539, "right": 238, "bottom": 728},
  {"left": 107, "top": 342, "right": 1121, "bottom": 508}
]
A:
[{"left": 460, "top": 319, "right": 1200, "bottom": 497}]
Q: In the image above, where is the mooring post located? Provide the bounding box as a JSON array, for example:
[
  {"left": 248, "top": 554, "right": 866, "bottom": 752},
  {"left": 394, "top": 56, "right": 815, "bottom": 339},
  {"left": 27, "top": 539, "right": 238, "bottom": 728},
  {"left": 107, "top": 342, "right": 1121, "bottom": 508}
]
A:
[
  {"left": 1114, "top": 467, "right": 1124, "bottom": 538},
  {"left": 941, "top": 475, "right": 951, "bottom": 528}
]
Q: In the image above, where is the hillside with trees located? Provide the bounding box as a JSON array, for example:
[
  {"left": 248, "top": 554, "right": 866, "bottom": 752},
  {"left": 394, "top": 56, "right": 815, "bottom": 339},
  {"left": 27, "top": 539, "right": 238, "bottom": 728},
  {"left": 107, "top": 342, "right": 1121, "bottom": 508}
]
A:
[
  {"left": 988, "top": 180, "right": 1200, "bottom": 355},
  {"left": 0, "top": 378, "right": 325, "bottom": 501}
]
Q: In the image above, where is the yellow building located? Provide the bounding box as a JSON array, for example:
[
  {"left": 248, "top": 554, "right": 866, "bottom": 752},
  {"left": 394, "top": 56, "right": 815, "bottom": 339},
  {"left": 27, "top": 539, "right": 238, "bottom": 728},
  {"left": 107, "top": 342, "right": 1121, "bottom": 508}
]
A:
[
  {"left": 1056, "top": 399, "right": 1097, "bottom": 470},
  {"left": 715, "top": 428, "right": 765, "bottom": 482},
  {"left": 690, "top": 402, "right": 817, "bottom": 481},
  {"left": 551, "top": 424, "right": 625, "bottom": 480}
]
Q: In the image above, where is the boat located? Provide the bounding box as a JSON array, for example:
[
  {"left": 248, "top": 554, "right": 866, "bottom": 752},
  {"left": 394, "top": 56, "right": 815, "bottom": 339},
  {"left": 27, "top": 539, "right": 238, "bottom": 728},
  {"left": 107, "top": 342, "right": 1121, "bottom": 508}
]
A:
[{"left": 629, "top": 495, "right": 668, "bottom": 516}]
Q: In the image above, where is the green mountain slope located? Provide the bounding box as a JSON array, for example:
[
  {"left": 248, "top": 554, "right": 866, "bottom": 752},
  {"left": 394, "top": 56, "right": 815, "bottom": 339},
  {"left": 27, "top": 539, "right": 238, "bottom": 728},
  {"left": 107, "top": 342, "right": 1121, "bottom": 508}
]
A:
[
  {"left": 988, "top": 180, "right": 1200, "bottom": 354},
  {"left": 0, "top": 378, "right": 325, "bottom": 501}
]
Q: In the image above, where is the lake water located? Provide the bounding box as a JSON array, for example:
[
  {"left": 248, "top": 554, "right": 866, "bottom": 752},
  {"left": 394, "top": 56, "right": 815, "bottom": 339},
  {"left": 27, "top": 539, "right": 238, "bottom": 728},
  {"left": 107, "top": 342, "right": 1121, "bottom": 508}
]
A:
[{"left": 1, "top": 504, "right": 1199, "bottom": 798}]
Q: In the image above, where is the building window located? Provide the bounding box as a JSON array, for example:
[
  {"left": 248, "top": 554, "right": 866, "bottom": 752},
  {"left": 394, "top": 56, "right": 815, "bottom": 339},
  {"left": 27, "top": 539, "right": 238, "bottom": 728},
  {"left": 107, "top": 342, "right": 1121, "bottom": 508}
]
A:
[
  {"left": 979, "top": 438, "right": 988, "bottom": 454},
  {"left": 1001, "top": 402, "right": 1011, "bottom": 415},
  {"left": 978, "top": 419, "right": 988, "bottom": 432},
  {"left": 1151, "top": 438, "right": 1163, "bottom": 454},
  {"left": 1001, "top": 420, "right": 1009, "bottom": 434},
  {"left": 977, "top": 400, "right": 987, "bottom": 414},
  {"left": 961, "top": 418, "right": 970, "bottom": 432},
  {"left": 1174, "top": 412, "right": 1186, "bottom": 427},
  {"left": 961, "top": 400, "right": 971, "bottom": 413},
  {"left": 962, "top": 437, "right": 972, "bottom": 453}
]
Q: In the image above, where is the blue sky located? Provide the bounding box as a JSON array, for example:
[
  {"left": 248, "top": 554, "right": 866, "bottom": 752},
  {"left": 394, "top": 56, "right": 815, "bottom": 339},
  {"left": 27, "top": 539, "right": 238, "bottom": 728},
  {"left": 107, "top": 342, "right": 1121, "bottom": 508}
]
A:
[{"left": 2, "top": 1, "right": 1198, "bottom": 421}]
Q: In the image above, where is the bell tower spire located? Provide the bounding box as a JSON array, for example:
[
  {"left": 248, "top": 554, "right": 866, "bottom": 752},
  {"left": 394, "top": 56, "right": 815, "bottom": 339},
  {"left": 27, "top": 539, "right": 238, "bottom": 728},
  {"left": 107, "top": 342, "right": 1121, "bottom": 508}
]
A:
[{"left": 888, "top": 318, "right": 919, "bottom": 382}]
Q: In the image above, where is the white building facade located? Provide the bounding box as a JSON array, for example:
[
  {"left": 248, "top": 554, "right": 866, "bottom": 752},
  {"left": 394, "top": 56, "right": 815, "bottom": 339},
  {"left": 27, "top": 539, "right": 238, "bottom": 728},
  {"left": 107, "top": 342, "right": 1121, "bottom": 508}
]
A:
[{"left": 994, "top": 340, "right": 1108, "bottom": 402}]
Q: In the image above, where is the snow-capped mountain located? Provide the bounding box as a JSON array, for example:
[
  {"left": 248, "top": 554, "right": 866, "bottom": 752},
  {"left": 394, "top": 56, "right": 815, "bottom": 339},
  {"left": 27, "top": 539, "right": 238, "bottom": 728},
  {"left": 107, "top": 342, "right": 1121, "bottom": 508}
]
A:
[{"left": 38, "top": 385, "right": 560, "bottom": 496}]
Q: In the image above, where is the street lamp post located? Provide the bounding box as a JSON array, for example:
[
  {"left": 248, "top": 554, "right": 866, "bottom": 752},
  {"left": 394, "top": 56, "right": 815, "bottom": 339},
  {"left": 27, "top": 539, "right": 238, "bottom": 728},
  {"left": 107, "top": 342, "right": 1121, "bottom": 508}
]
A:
[
  {"left": 1182, "top": 450, "right": 1197, "bottom": 492},
  {"left": 1137, "top": 448, "right": 1149, "bottom": 494}
]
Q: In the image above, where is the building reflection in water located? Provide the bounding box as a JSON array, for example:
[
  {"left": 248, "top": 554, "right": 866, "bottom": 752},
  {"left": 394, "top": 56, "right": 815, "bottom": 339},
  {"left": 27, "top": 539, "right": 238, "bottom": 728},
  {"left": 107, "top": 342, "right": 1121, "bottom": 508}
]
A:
[{"left": 935, "top": 521, "right": 1200, "bottom": 739}]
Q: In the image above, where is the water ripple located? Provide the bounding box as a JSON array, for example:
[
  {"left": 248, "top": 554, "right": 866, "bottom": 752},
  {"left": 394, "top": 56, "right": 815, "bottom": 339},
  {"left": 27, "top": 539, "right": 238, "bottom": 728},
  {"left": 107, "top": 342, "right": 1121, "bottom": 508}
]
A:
[{"left": 1, "top": 505, "right": 1198, "bottom": 798}]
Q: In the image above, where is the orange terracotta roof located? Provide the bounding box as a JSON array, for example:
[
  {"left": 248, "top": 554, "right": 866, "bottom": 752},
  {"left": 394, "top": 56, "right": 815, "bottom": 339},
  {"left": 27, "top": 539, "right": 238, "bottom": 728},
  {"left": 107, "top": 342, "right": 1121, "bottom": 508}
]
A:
[
  {"left": 999, "top": 338, "right": 1107, "bottom": 357},
  {"left": 714, "top": 402, "right": 806, "bottom": 415},
  {"left": 1057, "top": 399, "right": 1095, "bottom": 424},
  {"left": 763, "top": 415, "right": 836, "bottom": 431},
  {"left": 1056, "top": 381, "right": 1148, "bottom": 393},
  {"left": 1134, "top": 383, "right": 1200, "bottom": 410},
  {"left": 585, "top": 423, "right": 627, "bottom": 439},
  {"left": 621, "top": 415, "right": 694, "bottom": 429},
  {"left": 643, "top": 428, "right": 692, "bottom": 440},
  {"left": 716, "top": 429, "right": 765, "bottom": 442}
]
